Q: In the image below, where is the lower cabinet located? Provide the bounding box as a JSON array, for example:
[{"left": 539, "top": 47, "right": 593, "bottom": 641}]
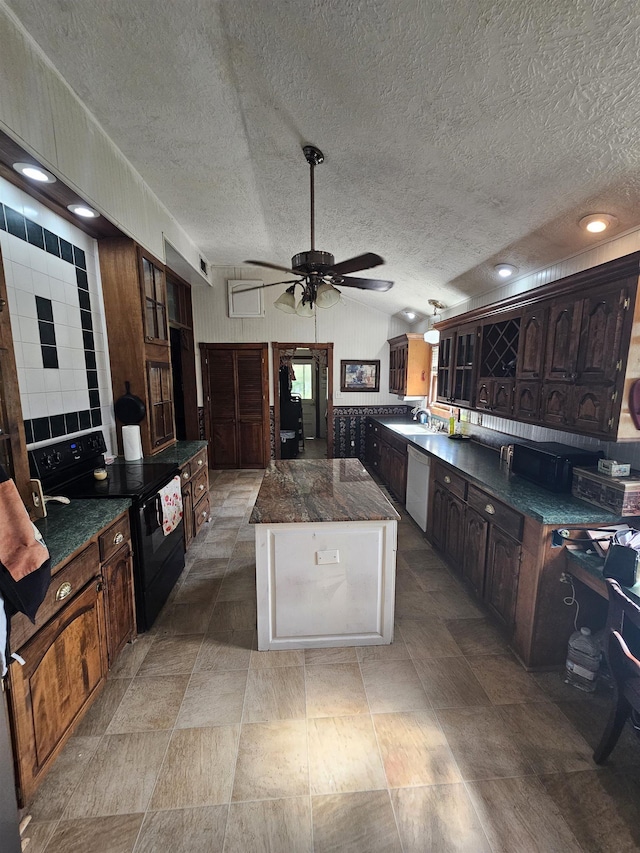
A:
[
  {"left": 364, "top": 420, "right": 408, "bottom": 502},
  {"left": 102, "top": 543, "right": 135, "bottom": 665},
  {"left": 179, "top": 446, "right": 210, "bottom": 550}
]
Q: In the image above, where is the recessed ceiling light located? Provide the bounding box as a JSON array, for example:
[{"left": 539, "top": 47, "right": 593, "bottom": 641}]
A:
[
  {"left": 579, "top": 213, "right": 618, "bottom": 233},
  {"left": 67, "top": 203, "right": 99, "bottom": 219},
  {"left": 13, "top": 162, "right": 57, "bottom": 183},
  {"left": 495, "top": 263, "right": 518, "bottom": 278},
  {"left": 403, "top": 309, "right": 417, "bottom": 321}
]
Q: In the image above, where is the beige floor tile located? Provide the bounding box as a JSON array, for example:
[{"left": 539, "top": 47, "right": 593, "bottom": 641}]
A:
[
  {"left": 308, "top": 715, "right": 387, "bottom": 795},
  {"left": 413, "top": 657, "right": 492, "bottom": 709},
  {"left": 305, "top": 663, "right": 369, "bottom": 718},
  {"left": 360, "top": 659, "right": 431, "bottom": 713},
  {"left": 391, "top": 784, "right": 492, "bottom": 853},
  {"left": 250, "top": 648, "right": 304, "bottom": 668},
  {"left": 426, "top": 587, "right": 485, "bottom": 620},
  {"left": 355, "top": 640, "right": 410, "bottom": 662},
  {"left": 156, "top": 599, "right": 215, "bottom": 635},
  {"left": 305, "top": 646, "right": 358, "bottom": 665},
  {"left": 209, "top": 599, "right": 257, "bottom": 632},
  {"left": 411, "top": 566, "right": 453, "bottom": 592},
  {"left": 150, "top": 725, "right": 239, "bottom": 809},
  {"left": 28, "top": 736, "right": 102, "bottom": 820},
  {"left": 467, "top": 775, "right": 583, "bottom": 852},
  {"left": 17, "top": 820, "right": 57, "bottom": 853},
  {"left": 399, "top": 548, "right": 442, "bottom": 569},
  {"left": 243, "top": 666, "right": 306, "bottom": 721},
  {"left": 195, "top": 630, "right": 255, "bottom": 672},
  {"left": 217, "top": 570, "right": 256, "bottom": 603},
  {"left": 373, "top": 710, "right": 461, "bottom": 788},
  {"left": 467, "top": 653, "right": 550, "bottom": 704},
  {"left": 436, "top": 706, "right": 534, "bottom": 780},
  {"left": 75, "top": 678, "right": 131, "bottom": 736},
  {"left": 176, "top": 670, "right": 247, "bottom": 728},
  {"left": 232, "top": 720, "right": 309, "bottom": 801},
  {"left": 187, "top": 557, "right": 229, "bottom": 578},
  {"left": 397, "top": 529, "right": 431, "bottom": 552},
  {"left": 173, "top": 575, "right": 222, "bottom": 605},
  {"left": 134, "top": 805, "right": 227, "bottom": 853},
  {"left": 311, "top": 790, "right": 403, "bottom": 853},
  {"left": 44, "top": 813, "right": 144, "bottom": 853},
  {"left": 106, "top": 675, "right": 189, "bottom": 733},
  {"left": 136, "top": 634, "right": 204, "bottom": 677},
  {"left": 444, "top": 617, "right": 508, "bottom": 656},
  {"left": 63, "top": 731, "right": 171, "bottom": 818},
  {"left": 539, "top": 768, "right": 640, "bottom": 853},
  {"left": 108, "top": 636, "right": 155, "bottom": 678},
  {"left": 500, "top": 701, "right": 594, "bottom": 773},
  {"left": 398, "top": 616, "right": 462, "bottom": 660},
  {"left": 395, "top": 589, "right": 439, "bottom": 619},
  {"left": 224, "top": 798, "right": 312, "bottom": 853}
]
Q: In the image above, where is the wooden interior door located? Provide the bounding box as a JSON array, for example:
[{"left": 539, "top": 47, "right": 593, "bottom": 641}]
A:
[{"left": 200, "top": 343, "right": 269, "bottom": 469}]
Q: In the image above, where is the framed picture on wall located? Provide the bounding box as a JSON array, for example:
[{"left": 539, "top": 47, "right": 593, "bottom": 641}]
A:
[{"left": 340, "top": 360, "right": 380, "bottom": 392}]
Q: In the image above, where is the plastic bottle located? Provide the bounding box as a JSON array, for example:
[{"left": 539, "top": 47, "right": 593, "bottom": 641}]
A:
[
  {"left": 564, "top": 627, "right": 600, "bottom": 692},
  {"left": 448, "top": 409, "right": 455, "bottom": 436}
]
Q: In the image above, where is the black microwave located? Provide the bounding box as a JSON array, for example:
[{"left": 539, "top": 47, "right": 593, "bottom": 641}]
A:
[{"left": 511, "top": 442, "right": 603, "bottom": 492}]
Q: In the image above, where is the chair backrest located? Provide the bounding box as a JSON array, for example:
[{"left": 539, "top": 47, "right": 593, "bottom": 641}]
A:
[
  {"left": 605, "top": 578, "right": 640, "bottom": 634},
  {"left": 605, "top": 579, "right": 640, "bottom": 679}
]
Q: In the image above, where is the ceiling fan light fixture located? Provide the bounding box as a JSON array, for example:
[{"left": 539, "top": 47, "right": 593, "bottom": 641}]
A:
[
  {"left": 315, "top": 281, "right": 341, "bottom": 308},
  {"left": 296, "top": 298, "right": 314, "bottom": 318},
  {"left": 579, "top": 213, "right": 617, "bottom": 233},
  {"left": 274, "top": 285, "right": 297, "bottom": 314},
  {"left": 495, "top": 263, "right": 518, "bottom": 278}
]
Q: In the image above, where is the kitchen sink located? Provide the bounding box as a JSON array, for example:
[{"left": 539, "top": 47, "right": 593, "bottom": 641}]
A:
[{"left": 389, "top": 423, "right": 435, "bottom": 435}]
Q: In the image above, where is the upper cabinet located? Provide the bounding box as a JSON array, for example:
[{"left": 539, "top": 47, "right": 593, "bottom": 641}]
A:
[
  {"left": 99, "top": 239, "right": 175, "bottom": 455},
  {"left": 433, "top": 253, "right": 640, "bottom": 441},
  {"left": 388, "top": 333, "right": 431, "bottom": 397}
]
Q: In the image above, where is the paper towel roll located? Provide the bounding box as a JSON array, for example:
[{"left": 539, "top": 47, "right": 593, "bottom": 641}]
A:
[{"left": 122, "top": 425, "right": 143, "bottom": 461}]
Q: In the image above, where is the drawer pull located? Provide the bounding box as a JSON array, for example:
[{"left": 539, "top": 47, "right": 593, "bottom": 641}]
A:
[
  {"left": 444, "top": 475, "right": 451, "bottom": 484},
  {"left": 197, "top": 459, "right": 203, "bottom": 466},
  {"left": 485, "top": 503, "right": 496, "bottom": 515},
  {"left": 55, "top": 581, "right": 73, "bottom": 601},
  {"left": 113, "top": 532, "right": 124, "bottom": 546},
  {"left": 198, "top": 483, "right": 205, "bottom": 492},
  {"left": 182, "top": 471, "right": 189, "bottom": 480},
  {"left": 202, "top": 510, "right": 209, "bottom": 518}
]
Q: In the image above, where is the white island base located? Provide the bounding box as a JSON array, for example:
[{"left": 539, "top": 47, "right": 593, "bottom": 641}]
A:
[{"left": 255, "top": 518, "right": 397, "bottom": 651}]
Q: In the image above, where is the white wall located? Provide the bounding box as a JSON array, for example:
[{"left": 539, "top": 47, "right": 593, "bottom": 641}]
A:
[{"left": 192, "top": 266, "right": 410, "bottom": 406}]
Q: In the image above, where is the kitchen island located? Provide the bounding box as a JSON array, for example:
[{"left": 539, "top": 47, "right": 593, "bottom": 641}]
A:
[{"left": 250, "top": 459, "right": 399, "bottom": 650}]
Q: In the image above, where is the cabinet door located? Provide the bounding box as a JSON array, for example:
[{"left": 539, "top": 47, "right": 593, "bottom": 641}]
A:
[
  {"left": 147, "top": 360, "right": 175, "bottom": 450},
  {"left": 429, "top": 482, "right": 448, "bottom": 551},
  {"left": 452, "top": 326, "right": 477, "bottom": 406},
  {"left": 8, "top": 580, "right": 107, "bottom": 805},
  {"left": 544, "top": 298, "right": 581, "bottom": 382},
  {"left": 513, "top": 381, "right": 541, "bottom": 421},
  {"left": 141, "top": 255, "right": 168, "bottom": 344},
  {"left": 517, "top": 305, "right": 547, "bottom": 380},
  {"left": 492, "top": 380, "right": 514, "bottom": 416},
  {"left": 436, "top": 332, "right": 454, "bottom": 402},
  {"left": 540, "top": 382, "right": 572, "bottom": 428},
  {"left": 463, "top": 507, "right": 488, "bottom": 597},
  {"left": 387, "top": 446, "right": 407, "bottom": 502},
  {"left": 476, "top": 380, "right": 492, "bottom": 410},
  {"left": 445, "top": 493, "right": 466, "bottom": 572},
  {"left": 102, "top": 543, "right": 135, "bottom": 666},
  {"left": 571, "top": 385, "right": 616, "bottom": 435},
  {"left": 484, "top": 527, "right": 521, "bottom": 629},
  {"left": 575, "top": 283, "right": 630, "bottom": 385}
]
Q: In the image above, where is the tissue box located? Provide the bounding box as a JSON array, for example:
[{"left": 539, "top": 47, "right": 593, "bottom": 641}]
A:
[
  {"left": 572, "top": 466, "right": 640, "bottom": 515},
  {"left": 597, "top": 459, "right": 631, "bottom": 477}
]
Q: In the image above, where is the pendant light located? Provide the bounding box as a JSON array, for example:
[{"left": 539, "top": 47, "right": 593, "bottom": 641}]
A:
[{"left": 423, "top": 299, "right": 446, "bottom": 345}]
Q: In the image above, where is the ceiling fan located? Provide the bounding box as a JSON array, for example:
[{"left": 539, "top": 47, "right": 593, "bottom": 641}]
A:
[{"left": 244, "top": 144, "right": 393, "bottom": 316}]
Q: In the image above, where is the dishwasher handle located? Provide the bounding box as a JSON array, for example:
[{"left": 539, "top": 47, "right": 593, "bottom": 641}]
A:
[{"left": 407, "top": 446, "right": 430, "bottom": 465}]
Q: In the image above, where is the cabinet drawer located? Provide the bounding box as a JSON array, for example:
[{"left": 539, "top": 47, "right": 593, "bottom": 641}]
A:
[
  {"left": 432, "top": 462, "right": 467, "bottom": 499},
  {"left": 193, "top": 492, "right": 211, "bottom": 538},
  {"left": 191, "top": 449, "right": 208, "bottom": 476},
  {"left": 467, "top": 484, "right": 523, "bottom": 541},
  {"left": 98, "top": 514, "right": 131, "bottom": 562},
  {"left": 192, "top": 467, "right": 209, "bottom": 502},
  {"left": 10, "top": 542, "right": 100, "bottom": 650},
  {"left": 180, "top": 461, "right": 192, "bottom": 483}
]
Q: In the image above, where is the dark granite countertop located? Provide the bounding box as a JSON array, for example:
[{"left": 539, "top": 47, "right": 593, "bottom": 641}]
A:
[
  {"left": 35, "top": 498, "right": 132, "bottom": 571},
  {"left": 371, "top": 417, "right": 622, "bottom": 526},
  {"left": 250, "top": 459, "right": 400, "bottom": 524},
  {"left": 566, "top": 549, "right": 640, "bottom": 606},
  {"left": 148, "top": 440, "right": 208, "bottom": 467}
]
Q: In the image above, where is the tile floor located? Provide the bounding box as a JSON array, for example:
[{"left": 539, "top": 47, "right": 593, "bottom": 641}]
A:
[{"left": 21, "top": 468, "right": 640, "bottom": 852}]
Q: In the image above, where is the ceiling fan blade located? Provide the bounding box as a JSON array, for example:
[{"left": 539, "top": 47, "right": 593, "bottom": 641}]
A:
[
  {"left": 337, "top": 276, "right": 394, "bottom": 292},
  {"left": 234, "top": 279, "right": 301, "bottom": 293},
  {"left": 244, "top": 259, "right": 300, "bottom": 276},
  {"left": 331, "top": 253, "right": 385, "bottom": 276}
]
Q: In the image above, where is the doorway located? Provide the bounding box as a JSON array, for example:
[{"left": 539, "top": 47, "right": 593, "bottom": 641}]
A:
[{"left": 272, "top": 342, "right": 333, "bottom": 459}]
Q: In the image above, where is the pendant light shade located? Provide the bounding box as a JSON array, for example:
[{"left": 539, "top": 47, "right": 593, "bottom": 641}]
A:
[
  {"left": 424, "top": 329, "right": 440, "bottom": 344},
  {"left": 274, "top": 285, "right": 297, "bottom": 314},
  {"left": 296, "top": 298, "right": 314, "bottom": 318},
  {"left": 315, "top": 281, "right": 341, "bottom": 308}
]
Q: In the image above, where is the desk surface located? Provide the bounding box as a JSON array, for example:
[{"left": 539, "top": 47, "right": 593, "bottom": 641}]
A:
[{"left": 565, "top": 549, "right": 640, "bottom": 606}]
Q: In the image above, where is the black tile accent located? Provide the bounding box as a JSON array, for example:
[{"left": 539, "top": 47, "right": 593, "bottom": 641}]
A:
[
  {"left": 78, "top": 410, "right": 91, "bottom": 431},
  {"left": 73, "top": 246, "right": 87, "bottom": 270},
  {"left": 24, "top": 419, "right": 34, "bottom": 444},
  {"left": 32, "top": 417, "right": 51, "bottom": 443},
  {"left": 75, "top": 268, "right": 89, "bottom": 290},
  {"left": 80, "top": 309, "right": 93, "bottom": 331},
  {"left": 5, "top": 207, "right": 26, "bottom": 240},
  {"left": 35, "top": 296, "right": 54, "bottom": 322},
  {"left": 86, "top": 369, "right": 98, "bottom": 389},
  {"left": 41, "top": 345, "right": 59, "bottom": 369},
  {"left": 78, "top": 288, "right": 91, "bottom": 311},
  {"left": 50, "top": 414, "right": 66, "bottom": 437},
  {"left": 82, "top": 330, "right": 95, "bottom": 350},
  {"left": 91, "top": 408, "right": 102, "bottom": 427},
  {"left": 0, "top": 204, "right": 6, "bottom": 231},
  {"left": 38, "top": 320, "right": 57, "bottom": 346},
  {"left": 89, "top": 389, "right": 100, "bottom": 409},
  {"left": 59, "top": 238, "right": 74, "bottom": 264},
  {"left": 84, "top": 350, "right": 97, "bottom": 370},
  {"left": 26, "top": 219, "right": 45, "bottom": 250},
  {"left": 43, "top": 229, "right": 60, "bottom": 256},
  {"left": 65, "top": 411, "right": 79, "bottom": 434}
]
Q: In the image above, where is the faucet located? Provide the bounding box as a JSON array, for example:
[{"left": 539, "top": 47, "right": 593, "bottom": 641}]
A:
[{"left": 411, "top": 407, "right": 430, "bottom": 425}]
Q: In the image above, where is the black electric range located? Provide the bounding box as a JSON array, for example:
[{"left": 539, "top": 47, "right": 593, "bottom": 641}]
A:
[{"left": 29, "top": 431, "right": 185, "bottom": 631}]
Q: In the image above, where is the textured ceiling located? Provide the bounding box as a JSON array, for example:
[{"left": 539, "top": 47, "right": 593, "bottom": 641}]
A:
[{"left": 6, "top": 0, "right": 640, "bottom": 317}]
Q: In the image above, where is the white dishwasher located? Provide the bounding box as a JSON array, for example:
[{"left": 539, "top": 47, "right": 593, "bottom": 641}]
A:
[{"left": 406, "top": 445, "right": 431, "bottom": 532}]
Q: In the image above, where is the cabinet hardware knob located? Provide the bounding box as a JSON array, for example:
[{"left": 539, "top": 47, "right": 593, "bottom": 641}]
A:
[
  {"left": 485, "top": 503, "right": 496, "bottom": 514},
  {"left": 113, "top": 532, "right": 124, "bottom": 545},
  {"left": 0, "top": 298, "right": 6, "bottom": 312},
  {"left": 55, "top": 581, "right": 73, "bottom": 601},
  {"left": 199, "top": 484, "right": 205, "bottom": 491},
  {"left": 197, "top": 459, "right": 203, "bottom": 466},
  {"left": 182, "top": 471, "right": 189, "bottom": 479},
  {"left": 202, "top": 510, "right": 208, "bottom": 518},
  {"left": 444, "top": 475, "right": 451, "bottom": 484}
]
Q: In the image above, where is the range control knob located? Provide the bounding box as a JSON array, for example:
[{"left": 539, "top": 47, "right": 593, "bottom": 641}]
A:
[{"left": 42, "top": 450, "right": 61, "bottom": 469}]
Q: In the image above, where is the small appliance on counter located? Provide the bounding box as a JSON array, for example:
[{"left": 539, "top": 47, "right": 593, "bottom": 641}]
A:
[
  {"left": 572, "top": 466, "right": 640, "bottom": 515},
  {"left": 511, "top": 441, "right": 603, "bottom": 493}
]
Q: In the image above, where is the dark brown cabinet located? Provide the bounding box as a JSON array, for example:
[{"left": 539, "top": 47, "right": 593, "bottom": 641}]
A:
[
  {"left": 387, "top": 333, "right": 431, "bottom": 397},
  {"left": 141, "top": 254, "right": 168, "bottom": 344},
  {"left": 436, "top": 324, "right": 478, "bottom": 407},
  {"left": 485, "top": 525, "right": 521, "bottom": 629},
  {"left": 427, "top": 462, "right": 468, "bottom": 573},
  {"left": 179, "top": 446, "right": 210, "bottom": 549},
  {"left": 364, "top": 420, "right": 407, "bottom": 502},
  {"left": 102, "top": 543, "right": 135, "bottom": 666},
  {"left": 463, "top": 507, "right": 488, "bottom": 597},
  {"left": 147, "top": 360, "right": 175, "bottom": 449}
]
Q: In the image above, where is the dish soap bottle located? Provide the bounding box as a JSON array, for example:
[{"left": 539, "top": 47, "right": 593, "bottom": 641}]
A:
[{"left": 448, "top": 409, "right": 455, "bottom": 436}]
